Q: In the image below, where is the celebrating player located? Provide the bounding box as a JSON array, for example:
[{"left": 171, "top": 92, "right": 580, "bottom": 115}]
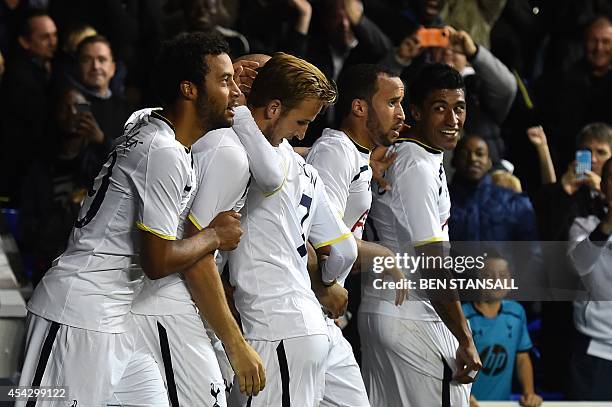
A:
[
  {"left": 306, "top": 63, "right": 408, "bottom": 406},
  {"left": 361, "top": 63, "right": 482, "bottom": 406},
  {"left": 18, "top": 32, "right": 246, "bottom": 406},
  {"left": 225, "top": 52, "right": 359, "bottom": 407},
  {"left": 130, "top": 52, "right": 268, "bottom": 405}
]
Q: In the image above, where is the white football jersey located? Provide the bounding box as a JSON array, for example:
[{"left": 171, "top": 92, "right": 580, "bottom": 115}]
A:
[
  {"left": 361, "top": 138, "right": 450, "bottom": 321},
  {"left": 229, "top": 140, "right": 353, "bottom": 341},
  {"left": 28, "top": 109, "right": 196, "bottom": 333},
  {"left": 307, "top": 128, "right": 372, "bottom": 240},
  {"left": 131, "top": 127, "right": 250, "bottom": 316}
]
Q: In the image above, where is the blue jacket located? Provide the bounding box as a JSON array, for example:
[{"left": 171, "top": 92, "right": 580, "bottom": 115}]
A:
[{"left": 449, "top": 175, "right": 539, "bottom": 242}]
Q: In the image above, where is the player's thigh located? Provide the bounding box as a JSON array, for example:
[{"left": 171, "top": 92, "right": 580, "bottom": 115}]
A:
[
  {"left": 133, "top": 313, "right": 226, "bottom": 407},
  {"left": 17, "top": 313, "right": 132, "bottom": 406},
  {"left": 228, "top": 335, "right": 329, "bottom": 407},
  {"left": 320, "top": 325, "right": 369, "bottom": 407}
]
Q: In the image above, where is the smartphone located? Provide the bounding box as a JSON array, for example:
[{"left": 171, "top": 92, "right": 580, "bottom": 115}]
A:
[
  {"left": 75, "top": 102, "right": 91, "bottom": 114},
  {"left": 416, "top": 27, "right": 450, "bottom": 48},
  {"left": 575, "top": 149, "right": 592, "bottom": 178}
]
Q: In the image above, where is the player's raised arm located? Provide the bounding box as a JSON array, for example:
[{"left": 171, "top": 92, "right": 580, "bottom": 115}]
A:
[{"left": 232, "top": 105, "right": 286, "bottom": 195}]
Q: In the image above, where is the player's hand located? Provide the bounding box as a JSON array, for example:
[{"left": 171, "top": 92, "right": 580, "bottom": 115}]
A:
[
  {"left": 316, "top": 282, "right": 348, "bottom": 319},
  {"left": 454, "top": 341, "right": 482, "bottom": 384},
  {"left": 370, "top": 146, "right": 397, "bottom": 191},
  {"left": 74, "top": 112, "right": 105, "bottom": 144},
  {"left": 233, "top": 60, "right": 259, "bottom": 103},
  {"left": 469, "top": 394, "right": 479, "bottom": 407},
  {"left": 226, "top": 340, "right": 266, "bottom": 396},
  {"left": 519, "top": 392, "right": 543, "bottom": 407},
  {"left": 208, "top": 211, "right": 243, "bottom": 251},
  {"left": 382, "top": 262, "right": 408, "bottom": 306}
]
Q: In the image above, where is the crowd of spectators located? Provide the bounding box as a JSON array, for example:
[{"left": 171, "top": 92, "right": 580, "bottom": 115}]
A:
[{"left": 0, "top": 0, "right": 611, "bottom": 402}]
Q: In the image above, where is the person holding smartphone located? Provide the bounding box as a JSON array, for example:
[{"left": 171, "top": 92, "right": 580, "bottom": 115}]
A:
[{"left": 567, "top": 157, "right": 612, "bottom": 401}]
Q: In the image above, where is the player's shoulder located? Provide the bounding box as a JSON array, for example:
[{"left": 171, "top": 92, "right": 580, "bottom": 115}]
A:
[
  {"left": 393, "top": 139, "right": 441, "bottom": 173},
  {"left": 192, "top": 127, "right": 243, "bottom": 154},
  {"left": 320, "top": 128, "right": 366, "bottom": 154}
]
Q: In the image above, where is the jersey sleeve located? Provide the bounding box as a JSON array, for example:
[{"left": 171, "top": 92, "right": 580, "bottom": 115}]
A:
[
  {"left": 517, "top": 304, "right": 533, "bottom": 352},
  {"left": 188, "top": 146, "right": 251, "bottom": 230},
  {"left": 135, "top": 146, "right": 187, "bottom": 240},
  {"left": 306, "top": 142, "right": 353, "bottom": 218},
  {"left": 308, "top": 171, "right": 356, "bottom": 282},
  {"left": 232, "top": 106, "right": 285, "bottom": 196},
  {"left": 391, "top": 158, "right": 444, "bottom": 245}
]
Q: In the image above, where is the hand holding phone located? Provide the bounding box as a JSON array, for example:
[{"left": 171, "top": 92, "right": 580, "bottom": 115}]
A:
[
  {"left": 75, "top": 102, "right": 91, "bottom": 114},
  {"left": 575, "top": 150, "right": 592, "bottom": 179},
  {"left": 416, "top": 27, "right": 450, "bottom": 48}
]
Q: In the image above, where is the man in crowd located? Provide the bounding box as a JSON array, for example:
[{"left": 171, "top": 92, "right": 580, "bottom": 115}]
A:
[
  {"left": 17, "top": 32, "right": 261, "bottom": 406},
  {"left": 73, "top": 34, "right": 130, "bottom": 147},
  {"left": 306, "top": 63, "right": 407, "bottom": 406},
  {"left": 0, "top": 9, "right": 57, "bottom": 204},
  {"left": 536, "top": 15, "right": 612, "bottom": 173},
  {"left": 568, "top": 157, "right": 612, "bottom": 401},
  {"left": 362, "top": 63, "right": 481, "bottom": 406}
]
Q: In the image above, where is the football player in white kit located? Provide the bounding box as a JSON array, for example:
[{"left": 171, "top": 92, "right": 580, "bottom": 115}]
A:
[
  {"left": 130, "top": 54, "right": 271, "bottom": 406},
  {"left": 17, "top": 32, "right": 249, "bottom": 406},
  {"left": 360, "top": 63, "right": 482, "bottom": 407},
  {"left": 306, "top": 64, "right": 408, "bottom": 407},
  {"left": 224, "top": 52, "right": 359, "bottom": 407}
]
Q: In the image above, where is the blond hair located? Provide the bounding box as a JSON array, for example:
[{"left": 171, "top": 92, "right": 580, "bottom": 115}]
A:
[
  {"left": 248, "top": 52, "right": 337, "bottom": 112},
  {"left": 491, "top": 170, "right": 522, "bottom": 193}
]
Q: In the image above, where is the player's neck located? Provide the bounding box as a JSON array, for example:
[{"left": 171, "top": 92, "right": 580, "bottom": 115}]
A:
[
  {"left": 161, "top": 107, "right": 202, "bottom": 147},
  {"left": 473, "top": 301, "right": 502, "bottom": 318},
  {"left": 341, "top": 121, "right": 374, "bottom": 151}
]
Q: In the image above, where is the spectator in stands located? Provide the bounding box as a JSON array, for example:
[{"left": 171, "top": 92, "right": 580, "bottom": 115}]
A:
[
  {"left": 72, "top": 35, "right": 129, "bottom": 143},
  {"left": 381, "top": 26, "right": 516, "bottom": 163},
  {"left": 440, "top": 0, "right": 507, "bottom": 48},
  {"left": 533, "top": 123, "right": 612, "bottom": 241},
  {"left": 463, "top": 255, "right": 542, "bottom": 406},
  {"left": 303, "top": 0, "right": 393, "bottom": 144},
  {"left": 567, "top": 157, "right": 612, "bottom": 401},
  {"left": 536, "top": 15, "right": 612, "bottom": 174},
  {"left": 534, "top": 123, "right": 611, "bottom": 395},
  {"left": 449, "top": 134, "right": 538, "bottom": 242},
  {"left": 0, "top": 9, "right": 57, "bottom": 205},
  {"left": 19, "top": 87, "right": 107, "bottom": 285},
  {"left": 236, "top": 0, "right": 312, "bottom": 57},
  {"left": 53, "top": 23, "right": 97, "bottom": 87}
]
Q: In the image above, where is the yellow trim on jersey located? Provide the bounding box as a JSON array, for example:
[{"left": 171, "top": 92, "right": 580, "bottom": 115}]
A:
[
  {"left": 135, "top": 222, "right": 177, "bottom": 240},
  {"left": 188, "top": 213, "right": 204, "bottom": 231},
  {"left": 396, "top": 138, "right": 443, "bottom": 154},
  {"left": 413, "top": 236, "right": 444, "bottom": 247},
  {"left": 263, "top": 158, "right": 288, "bottom": 197},
  {"left": 346, "top": 134, "right": 372, "bottom": 153},
  {"left": 313, "top": 232, "right": 353, "bottom": 249}
]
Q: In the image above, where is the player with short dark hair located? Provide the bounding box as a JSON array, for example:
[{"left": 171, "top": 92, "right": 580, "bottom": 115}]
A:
[
  {"left": 307, "top": 63, "right": 408, "bottom": 406},
  {"left": 17, "top": 31, "right": 252, "bottom": 406},
  {"left": 362, "top": 63, "right": 481, "bottom": 406}
]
